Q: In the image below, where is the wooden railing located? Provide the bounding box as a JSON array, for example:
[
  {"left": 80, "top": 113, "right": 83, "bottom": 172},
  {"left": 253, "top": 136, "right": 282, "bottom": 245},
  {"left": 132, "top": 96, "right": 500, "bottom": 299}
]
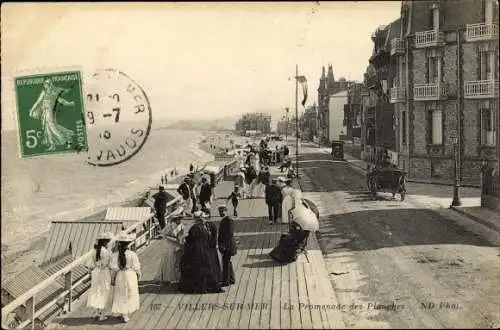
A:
[
  {"left": 1, "top": 196, "right": 183, "bottom": 329},
  {"left": 415, "top": 30, "right": 444, "bottom": 48},
  {"left": 466, "top": 22, "right": 499, "bottom": 41},
  {"left": 414, "top": 83, "right": 448, "bottom": 101},
  {"left": 464, "top": 80, "right": 499, "bottom": 99}
]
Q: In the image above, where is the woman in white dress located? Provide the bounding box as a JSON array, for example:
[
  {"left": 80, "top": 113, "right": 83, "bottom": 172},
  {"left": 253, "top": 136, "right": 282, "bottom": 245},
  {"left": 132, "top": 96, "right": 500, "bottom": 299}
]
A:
[
  {"left": 86, "top": 232, "right": 114, "bottom": 321},
  {"left": 280, "top": 178, "right": 295, "bottom": 224},
  {"left": 110, "top": 232, "right": 141, "bottom": 323},
  {"left": 155, "top": 216, "right": 186, "bottom": 284}
]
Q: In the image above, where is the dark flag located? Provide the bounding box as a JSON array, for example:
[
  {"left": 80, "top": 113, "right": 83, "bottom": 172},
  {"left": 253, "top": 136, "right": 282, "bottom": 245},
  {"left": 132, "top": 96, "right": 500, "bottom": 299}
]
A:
[{"left": 296, "top": 75, "right": 308, "bottom": 107}]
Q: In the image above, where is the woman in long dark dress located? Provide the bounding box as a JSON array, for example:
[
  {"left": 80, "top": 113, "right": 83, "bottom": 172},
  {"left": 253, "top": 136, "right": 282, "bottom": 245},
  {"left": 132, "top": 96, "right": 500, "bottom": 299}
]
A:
[
  {"left": 203, "top": 213, "right": 222, "bottom": 286},
  {"left": 179, "top": 211, "right": 223, "bottom": 293},
  {"left": 269, "top": 221, "right": 310, "bottom": 264}
]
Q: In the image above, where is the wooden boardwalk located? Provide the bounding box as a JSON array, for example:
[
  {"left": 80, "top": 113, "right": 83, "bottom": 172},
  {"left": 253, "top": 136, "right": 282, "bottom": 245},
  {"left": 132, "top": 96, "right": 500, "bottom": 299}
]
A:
[{"left": 50, "top": 179, "right": 343, "bottom": 329}]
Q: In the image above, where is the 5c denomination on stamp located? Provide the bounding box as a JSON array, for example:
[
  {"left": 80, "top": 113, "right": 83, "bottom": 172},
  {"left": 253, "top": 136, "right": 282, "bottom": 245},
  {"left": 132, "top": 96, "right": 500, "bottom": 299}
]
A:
[
  {"left": 84, "top": 69, "right": 152, "bottom": 166},
  {"left": 15, "top": 71, "right": 88, "bottom": 157}
]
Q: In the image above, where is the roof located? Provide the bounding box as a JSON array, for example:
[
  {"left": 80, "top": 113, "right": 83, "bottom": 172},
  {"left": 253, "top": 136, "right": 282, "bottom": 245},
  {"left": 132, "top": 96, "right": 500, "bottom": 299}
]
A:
[
  {"left": 41, "top": 221, "right": 124, "bottom": 262},
  {"left": 105, "top": 207, "right": 154, "bottom": 228},
  {"left": 1, "top": 265, "right": 64, "bottom": 312},
  {"left": 384, "top": 18, "right": 401, "bottom": 51}
]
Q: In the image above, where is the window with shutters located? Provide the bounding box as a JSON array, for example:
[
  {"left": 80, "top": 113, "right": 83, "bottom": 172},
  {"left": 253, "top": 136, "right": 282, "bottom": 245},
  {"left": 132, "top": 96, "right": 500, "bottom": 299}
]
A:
[
  {"left": 481, "top": 107, "right": 496, "bottom": 146},
  {"left": 428, "top": 56, "right": 439, "bottom": 83},
  {"left": 430, "top": 109, "right": 443, "bottom": 145}
]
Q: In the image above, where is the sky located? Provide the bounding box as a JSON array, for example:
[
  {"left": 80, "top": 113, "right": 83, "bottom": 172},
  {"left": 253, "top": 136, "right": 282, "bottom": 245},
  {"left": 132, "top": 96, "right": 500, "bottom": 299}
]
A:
[{"left": 1, "top": 2, "right": 401, "bottom": 131}]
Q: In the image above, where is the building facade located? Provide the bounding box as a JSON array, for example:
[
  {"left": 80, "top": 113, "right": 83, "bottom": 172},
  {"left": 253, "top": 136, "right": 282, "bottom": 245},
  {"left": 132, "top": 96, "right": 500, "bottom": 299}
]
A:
[
  {"left": 328, "top": 91, "right": 349, "bottom": 142},
  {"left": 390, "top": 0, "right": 499, "bottom": 183},
  {"left": 317, "top": 65, "right": 350, "bottom": 144},
  {"left": 359, "top": 21, "right": 400, "bottom": 164},
  {"left": 344, "top": 83, "right": 363, "bottom": 141},
  {"left": 235, "top": 112, "right": 272, "bottom": 135},
  {"left": 299, "top": 104, "right": 318, "bottom": 141}
]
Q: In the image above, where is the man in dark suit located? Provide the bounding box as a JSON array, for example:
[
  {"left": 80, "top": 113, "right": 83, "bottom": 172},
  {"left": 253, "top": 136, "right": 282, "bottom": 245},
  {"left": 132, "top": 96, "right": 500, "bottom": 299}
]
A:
[
  {"left": 265, "top": 179, "right": 282, "bottom": 224},
  {"left": 199, "top": 176, "right": 213, "bottom": 216},
  {"left": 217, "top": 205, "right": 236, "bottom": 287},
  {"left": 153, "top": 186, "right": 168, "bottom": 229}
]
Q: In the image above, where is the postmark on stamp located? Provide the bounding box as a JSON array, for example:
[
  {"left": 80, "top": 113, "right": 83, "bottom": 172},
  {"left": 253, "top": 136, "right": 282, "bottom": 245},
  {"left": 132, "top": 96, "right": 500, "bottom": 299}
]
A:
[
  {"left": 14, "top": 71, "right": 88, "bottom": 157},
  {"left": 84, "top": 69, "right": 152, "bottom": 166}
]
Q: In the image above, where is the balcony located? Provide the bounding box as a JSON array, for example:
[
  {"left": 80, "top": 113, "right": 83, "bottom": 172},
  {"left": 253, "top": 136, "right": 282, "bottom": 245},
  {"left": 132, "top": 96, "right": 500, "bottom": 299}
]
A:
[
  {"left": 390, "top": 38, "right": 405, "bottom": 56},
  {"left": 466, "top": 23, "right": 499, "bottom": 42},
  {"left": 414, "top": 83, "right": 448, "bottom": 101},
  {"left": 415, "top": 30, "right": 444, "bottom": 48},
  {"left": 390, "top": 87, "right": 406, "bottom": 103},
  {"left": 464, "top": 79, "right": 499, "bottom": 99}
]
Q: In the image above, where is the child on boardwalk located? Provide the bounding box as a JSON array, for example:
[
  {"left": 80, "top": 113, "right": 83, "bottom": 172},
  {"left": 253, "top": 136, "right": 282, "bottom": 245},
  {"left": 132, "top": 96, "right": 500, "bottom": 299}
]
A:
[
  {"left": 86, "top": 232, "right": 114, "bottom": 321},
  {"left": 227, "top": 185, "right": 241, "bottom": 217},
  {"left": 110, "top": 232, "right": 141, "bottom": 323}
]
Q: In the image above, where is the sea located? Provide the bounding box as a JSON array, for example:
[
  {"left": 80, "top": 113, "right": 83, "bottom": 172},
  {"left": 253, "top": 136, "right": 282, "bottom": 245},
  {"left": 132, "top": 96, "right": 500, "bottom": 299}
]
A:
[{"left": 0, "top": 126, "right": 215, "bottom": 271}]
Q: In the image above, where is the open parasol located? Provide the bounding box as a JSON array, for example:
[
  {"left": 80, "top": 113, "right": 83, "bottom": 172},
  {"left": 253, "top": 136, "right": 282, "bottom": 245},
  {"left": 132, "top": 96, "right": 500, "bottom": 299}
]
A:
[{"left": 291, "top": 205, "right": 319, "bottom": 232}]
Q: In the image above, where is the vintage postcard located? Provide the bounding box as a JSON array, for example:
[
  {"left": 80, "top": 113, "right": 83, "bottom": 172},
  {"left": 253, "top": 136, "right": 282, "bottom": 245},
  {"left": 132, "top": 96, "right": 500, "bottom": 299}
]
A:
[{"left": 1, "top": 2, "right": 499, "bottom": 330}]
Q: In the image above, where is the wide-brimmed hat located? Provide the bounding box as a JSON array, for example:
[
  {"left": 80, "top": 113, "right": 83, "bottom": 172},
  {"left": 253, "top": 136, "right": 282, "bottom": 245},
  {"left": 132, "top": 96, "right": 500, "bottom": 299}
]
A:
[
  {"left": 96, "top": 231, "right": 114, "bottom": 240},
  {"left": 115, "top": 231, "right": 135, "bottom": 242},
  {"left": 218, "top": 205, "right": 228, "bottom": 211},
  {"left": 183, "top": 177, "right": 190, "bottom": 182}
]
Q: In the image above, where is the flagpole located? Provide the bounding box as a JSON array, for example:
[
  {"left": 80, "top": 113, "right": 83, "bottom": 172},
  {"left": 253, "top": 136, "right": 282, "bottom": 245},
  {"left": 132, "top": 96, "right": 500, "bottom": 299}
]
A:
[{"left": 295, "top": 64, "right": 299, "bottom": 178}]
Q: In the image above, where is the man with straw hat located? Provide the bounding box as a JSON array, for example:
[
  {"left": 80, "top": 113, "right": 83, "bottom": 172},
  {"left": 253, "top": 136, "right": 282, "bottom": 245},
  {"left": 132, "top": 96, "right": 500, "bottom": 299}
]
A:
[{"left": 110, "top": 232, "right": 141, "bottom": 323}]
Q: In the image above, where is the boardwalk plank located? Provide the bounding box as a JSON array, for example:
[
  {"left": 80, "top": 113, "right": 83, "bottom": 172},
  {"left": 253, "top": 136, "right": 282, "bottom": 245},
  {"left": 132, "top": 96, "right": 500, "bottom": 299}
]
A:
[
  {"left": 247, "top": 231, "right": 271, "bottom": 329},
  {"left": 204, "top": 237, "right": 244, "bottom": 329},
  {"left": 140, "top": 287, "right": 177, "bottom": 329},
  {"left": 122, "top": 294, "right": 157, "bottom": 329},
  {"left": 235, "top": 214, "right": 262, "bottom": 329},
  {"left": 257, "top": 244, "right": 274, "bottom": 329},
  {"left": 303, "top": 261, "right": 324, "bottom": 329},
  {"left": 296, "top": 260, "right": 313, "bottom": 329},
  {"left": 151, "top": 292, "right": 184, "bottom": 329},
  {"left": 289, "top": 257, "right": 302, "bottom": 329},
  {"left": 280, "top": 254, "right": 291, "bottom": 330},
  {"left": 227, "top": 199, "right": 256, "bottom": 329},
  {"left": 270, "top": 257, "right": 281, "bottom": 329}
]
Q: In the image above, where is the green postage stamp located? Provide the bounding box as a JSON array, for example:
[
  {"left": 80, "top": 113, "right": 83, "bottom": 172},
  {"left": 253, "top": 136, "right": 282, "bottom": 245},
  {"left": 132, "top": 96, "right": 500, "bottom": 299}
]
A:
[{"left": 15, "top": 71, "right": 88, "bottom": 157}]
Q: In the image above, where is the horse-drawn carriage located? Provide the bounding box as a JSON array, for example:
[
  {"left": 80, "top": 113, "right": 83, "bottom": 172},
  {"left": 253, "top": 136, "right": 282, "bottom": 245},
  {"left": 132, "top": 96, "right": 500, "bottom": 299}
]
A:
[{"left": 366, "top": 165, "right": 407, "bottom": 201}]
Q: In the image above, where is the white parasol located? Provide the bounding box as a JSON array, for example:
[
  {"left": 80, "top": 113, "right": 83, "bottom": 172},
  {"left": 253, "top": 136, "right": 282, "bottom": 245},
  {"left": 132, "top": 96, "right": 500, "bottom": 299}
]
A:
[{"left": 291, "top": 205, "right": 319, "bottom": 232}]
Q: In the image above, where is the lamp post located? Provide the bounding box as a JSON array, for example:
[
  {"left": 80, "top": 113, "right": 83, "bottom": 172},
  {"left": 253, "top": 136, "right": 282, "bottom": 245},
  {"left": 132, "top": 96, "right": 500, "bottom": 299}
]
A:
[
  {"left": 450, "top": 135, "right": 462, "bottom": 207},
  {"left": 285, "top": 107, "right": 289, "bottom": 142}
]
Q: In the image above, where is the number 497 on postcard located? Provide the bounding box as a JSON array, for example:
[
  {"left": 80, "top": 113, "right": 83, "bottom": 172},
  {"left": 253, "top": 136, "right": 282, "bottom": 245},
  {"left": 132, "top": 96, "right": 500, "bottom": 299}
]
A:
[{"left": 15, "top": 71, "right": 88, "bottom": 157}]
